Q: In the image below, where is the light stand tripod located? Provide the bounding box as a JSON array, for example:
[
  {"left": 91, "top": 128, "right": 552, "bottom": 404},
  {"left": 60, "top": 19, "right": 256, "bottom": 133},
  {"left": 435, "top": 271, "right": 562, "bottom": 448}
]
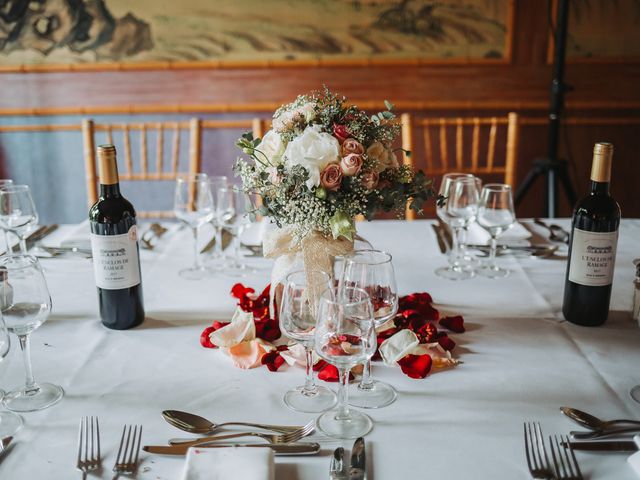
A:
[{"left": 514, "top": 0, "right": 577, "bottom": 218}]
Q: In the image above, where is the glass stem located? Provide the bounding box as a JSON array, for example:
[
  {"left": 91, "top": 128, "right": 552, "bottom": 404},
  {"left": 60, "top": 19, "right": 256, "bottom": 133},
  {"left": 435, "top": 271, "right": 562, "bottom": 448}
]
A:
[
  {"left": 489, "top": 235, "right": 498, "bottom": 270},
  {"left": 192, "top": 227, "right": 200, "bottom": 269},
  {"left": 233, "top": 231, "right": 242, "bottom": 268},
  {"left": 302, "top": 345, "right": 317, "bottom": 394},
  {"left": 3, "top": 230, "right": 10, "bottom": 254},
  {"left": 335, "top": 368, "right": 351, "bottom": 421},
  {"left": 19, "top": 236, "right": 27, "bottom": 254},
  {"left": 358, "top": 359, "right": 374, "bottom": 390},
  {"left": 18, "top": 334, "right": 37, "bottom": 392},
  {"left": 214, "top": 224, "right": 223, "bottom": 259}
]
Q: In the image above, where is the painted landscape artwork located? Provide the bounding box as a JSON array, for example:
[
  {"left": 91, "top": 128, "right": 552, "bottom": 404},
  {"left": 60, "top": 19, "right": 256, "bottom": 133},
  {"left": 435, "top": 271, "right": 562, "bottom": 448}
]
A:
[{"left": 0, "top": 0, "right": 510, "bottom": 68}]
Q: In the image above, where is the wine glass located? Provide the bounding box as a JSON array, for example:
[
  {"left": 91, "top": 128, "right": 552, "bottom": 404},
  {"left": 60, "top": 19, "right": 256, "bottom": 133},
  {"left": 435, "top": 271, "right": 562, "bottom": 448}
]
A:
[
  {"left": 340, "top": 250, "right": 398, "bottom": 409},
  {"left": 206, "top": 176, "right": 229, "bottom": 268},
  {"left": 216, "top": 186, "right": 253, "bottom": 276},
  {"left": 439, "top": 177, "right": 480, "bottom": 280},
  {"left": 477, "top": 184, "right": 516, "bottom": 279},
  {"left": 279, "top": 270, "right": 336, "bottom": 413},
  {"left": 173, "top": 174, "right": 214, "bottom": 280},
  {"left": 315, "top": 286, "right": 376, "bottom": 439},
  {"left": 0, "top": 185, "right": 38, "bottom": 254},
  {"left": 0, "top": 309, "right": 23, "bottom": 436},
  {"left": 1, "top": 255, "right": 64, "bottom": 412},
  {"left": 631, "top": 386, "right": 640, "bottom": 403},
  {"left": 435, "top": 174, "right": 477, "bottom": 280},
  {"left": 0, "top": 180, "right": 14, "bottom": 253}
]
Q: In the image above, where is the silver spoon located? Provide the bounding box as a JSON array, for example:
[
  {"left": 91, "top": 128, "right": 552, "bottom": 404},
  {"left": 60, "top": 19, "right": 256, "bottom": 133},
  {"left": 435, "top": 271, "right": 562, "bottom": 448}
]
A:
[
  {"left": 571, "top": 426, "right": 640, "bottom": 439},
  {"left": 162, "top": 410, "right": 303, "bottom": 435},
  {"left": 560, "top": 406, "right": 640, "bottom": 431}
]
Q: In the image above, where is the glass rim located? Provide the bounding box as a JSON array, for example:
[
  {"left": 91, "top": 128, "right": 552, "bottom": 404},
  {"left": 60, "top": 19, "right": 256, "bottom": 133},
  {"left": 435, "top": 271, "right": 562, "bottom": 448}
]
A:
[
  {"left": 481, "top": 183, "right": 512, "bottom": 191},
  {"left": 343, "top": 249, "right": 392, "bottom": 265},
  {"left": 319, "top": 286, "right": 372, "bottom": 308},
  {"left": 0, "top": 185, "right": 30, "bottom": 193},
  {"left": 176, "top": 173, "right": 209, "bottom": 183},
  {"left": 285, "top": 269, "right": 332, "bottom": 285}
]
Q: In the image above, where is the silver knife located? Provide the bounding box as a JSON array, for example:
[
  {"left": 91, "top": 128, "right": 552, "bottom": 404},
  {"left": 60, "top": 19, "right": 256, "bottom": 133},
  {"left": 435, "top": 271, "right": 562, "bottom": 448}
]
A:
[
  {"left": 431, "top": 224, "right": 447, "bottom": 254},
  {"left": 143, "top": 442, "right": 321, "bottom": 456},
  {"left": 0, "top": 436, "right": 12, "bottom": 458},
  {"left": 330, "top": 447, "right": 346, "bottom": 479},
  {"left": 22, "top": 224, "right": 58, "bottom": 251},
  {"left": 349, "top": 437, "right": 366, "bottom": 480},
  {"left": 562, "top": 440, "right": 637, "bottom": 452}
]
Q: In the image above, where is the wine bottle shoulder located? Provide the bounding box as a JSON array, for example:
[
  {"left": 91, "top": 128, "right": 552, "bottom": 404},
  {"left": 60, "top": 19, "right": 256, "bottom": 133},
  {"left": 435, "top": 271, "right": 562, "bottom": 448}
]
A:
[
  {"left": 89, "top": 195, "right": 137, "bottom": 225},
  {"left": 572, "top": 192, "right": 620, "bottom": 231}
]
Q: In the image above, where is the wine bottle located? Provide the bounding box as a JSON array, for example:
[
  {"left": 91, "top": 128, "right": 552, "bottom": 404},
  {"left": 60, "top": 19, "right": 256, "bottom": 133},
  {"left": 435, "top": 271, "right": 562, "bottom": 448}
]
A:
[
  {"left": 89, "top": 145, "right": 145, "bottom": 330},
  {"left": 562, "top": 142, "right": 621, "bottom": 326}
]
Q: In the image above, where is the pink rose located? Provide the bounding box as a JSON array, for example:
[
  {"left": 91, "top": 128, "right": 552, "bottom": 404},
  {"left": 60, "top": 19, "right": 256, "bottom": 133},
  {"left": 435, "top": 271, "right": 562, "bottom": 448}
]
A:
[
  {"left": 341, "top": 138, "right": 364, "bottom": 156},
  {"left": 320, "top": 163, "right": 342, "bottom": 191},
  {"left": 332, "top": 124, "right": 350, "bottom": 144},
  {"left": 340, "top": 153, "right": 363, "bottom": 177},
  {"left": 361, "top": 170, "right": 379, "bottom": 190}
]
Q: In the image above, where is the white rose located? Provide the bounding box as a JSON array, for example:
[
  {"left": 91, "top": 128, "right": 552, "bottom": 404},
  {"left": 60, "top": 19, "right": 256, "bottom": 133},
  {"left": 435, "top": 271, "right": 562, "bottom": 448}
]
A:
[
  {"left": 284, "top": 125, "right": 340, "bottom": 190},
  {"left": 257, "top": 130, "right": 285, "bottom": 165}
]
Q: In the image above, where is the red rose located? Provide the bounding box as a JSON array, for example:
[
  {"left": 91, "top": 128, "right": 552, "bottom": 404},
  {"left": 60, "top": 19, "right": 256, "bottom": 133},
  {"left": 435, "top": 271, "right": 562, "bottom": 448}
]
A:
[
  {"left": 332, "top": 124, "right": 351, "bottom": 144},
  {"left": 320, "top": 163, "right": 342, "bottom": 191}
]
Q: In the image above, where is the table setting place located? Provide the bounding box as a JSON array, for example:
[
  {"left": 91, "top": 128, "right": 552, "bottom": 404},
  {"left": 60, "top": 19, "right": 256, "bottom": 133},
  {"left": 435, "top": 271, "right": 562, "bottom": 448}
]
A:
[{"left": 0, "top": 88, "right": 638, "bottom": 480}]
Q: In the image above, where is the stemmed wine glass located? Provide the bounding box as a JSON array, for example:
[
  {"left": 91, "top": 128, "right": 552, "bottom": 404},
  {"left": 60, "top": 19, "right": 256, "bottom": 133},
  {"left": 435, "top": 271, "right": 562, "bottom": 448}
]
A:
[
  {"left": 0, "top": 310, "right": 23, "bottom": 436},
  {"left": 477, "top": 184, "right": 516, "bottom": 278},
  {"left": 0, "top": 179, "right": 14, "bottom": 253},
  {"left": 173, "top": 174, "right": 214, "bottom": 280},
  {"left": 340, "top": 250, "right": 398, "bottom": 409},
  {"left": 279, "top": 270, "right": 336, "bottom": 412},
  {"left": 216, "top": 186, "right": 253, "bottom": 276},
  {"left": 1, "top": 255, "right": 63, "bottom": 412},
  {"left": 435, "top": 174, "right": 477, "bottom": 280},
  {"left": 0, "top": 185, "right": 38, "bottom": 254},
  {"left": 206, "top": 176, "right": 229, "bottom": 268},
  {"left": 441, "top": 177, "right": 480, "bottom": 280},
  {"left": 315, "top": 286, "right": 376, "bottom": 439}
]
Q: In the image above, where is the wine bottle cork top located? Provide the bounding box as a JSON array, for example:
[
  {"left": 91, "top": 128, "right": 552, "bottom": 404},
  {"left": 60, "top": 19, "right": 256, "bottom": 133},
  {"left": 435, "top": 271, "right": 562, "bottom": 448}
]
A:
[
  {"left": 590, "top": 142, "right": 613, "bottom": 183},
  {"left": 97, "top": 144, "right": 119, "bottom": 185}
]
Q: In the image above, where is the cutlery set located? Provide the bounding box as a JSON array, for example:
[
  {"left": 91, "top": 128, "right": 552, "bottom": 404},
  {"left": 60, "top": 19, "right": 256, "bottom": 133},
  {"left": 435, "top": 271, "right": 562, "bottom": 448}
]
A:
[{"left": 525, "top": 407, "right": 640, "bottom": 479}]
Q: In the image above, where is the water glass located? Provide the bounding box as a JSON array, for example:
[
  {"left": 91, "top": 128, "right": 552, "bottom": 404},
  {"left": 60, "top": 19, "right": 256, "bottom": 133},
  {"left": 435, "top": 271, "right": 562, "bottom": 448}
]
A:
[
  {"left": 0, "top": 310, "right": 23, "bottom": 436},
  {"left": 206, "top": 176, "right": 229, "bottom": 268},
  {"left": 477, "top": 184, "right": 516, "bottom": 278},
  {"left": 216, "top": 187, "right": 253, "bottom": 276},
  {"left": 315, "top": 286, "right": 376, "bottom": 439},
  {"left": 279, "top": 270, "right": 336, "bottom": 413},
  {"left": 1, "top": 255, "right": 64, "bottom": 412},
  {"left": 340, "top": 250, "right": 398, "bottom": 409},
  {"left": 173, "top": 174, "right": 214, "bottom": 280},
  {"left": 0, "top": 185, "right": 38, "bottom": 254},
  {"left": 0, "top": 179, "right": 14, "bottom": 253}
]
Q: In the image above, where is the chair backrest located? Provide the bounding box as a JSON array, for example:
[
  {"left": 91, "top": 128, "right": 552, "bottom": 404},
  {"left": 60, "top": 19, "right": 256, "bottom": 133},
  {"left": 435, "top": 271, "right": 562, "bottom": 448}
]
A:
[
  {"left": 400, "top": 112, "right": 519, "bottom": 220},
  {"left": 82, "top": 117, "right": 264, "bottom": 219}
]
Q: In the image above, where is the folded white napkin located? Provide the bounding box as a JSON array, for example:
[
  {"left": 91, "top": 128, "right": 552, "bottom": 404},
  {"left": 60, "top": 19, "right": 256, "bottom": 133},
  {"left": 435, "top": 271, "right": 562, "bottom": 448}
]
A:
[
  {"left": 180, "top": 446, "right": 274, "bottom": 480},
  {"left": 627, "top": 435, "right": 640, "bottom": 477},
  {"left": 465, "top": 222, "right": 531, "bottom": 246}
]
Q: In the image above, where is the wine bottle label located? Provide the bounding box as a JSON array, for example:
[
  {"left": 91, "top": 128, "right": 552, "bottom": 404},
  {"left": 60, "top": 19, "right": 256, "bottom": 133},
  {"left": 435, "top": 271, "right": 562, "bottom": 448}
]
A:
[
  {"left": 568, "top": 228, "right": 618, "bottom": 286},
  {"left": 90, "top": 226, "right": 141, "bottom": 290}
]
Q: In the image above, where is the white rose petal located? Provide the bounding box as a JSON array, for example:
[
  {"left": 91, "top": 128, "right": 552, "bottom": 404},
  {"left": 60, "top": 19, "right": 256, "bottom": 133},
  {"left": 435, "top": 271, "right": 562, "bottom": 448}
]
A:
[
  {"left": 379, "top": 329, "right": 420, "bottom": 366},
  {"left": 258, "top": 130, "right": 285, "bottom": 165},
  {"left": 208, "top": 307, "right": 255, "bottom": 347},
  {"left": 284, "top": 125, "right": 340, "bottom": 190}
]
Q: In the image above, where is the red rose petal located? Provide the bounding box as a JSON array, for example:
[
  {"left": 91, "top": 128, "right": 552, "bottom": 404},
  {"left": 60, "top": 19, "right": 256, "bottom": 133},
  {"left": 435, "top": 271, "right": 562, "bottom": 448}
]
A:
[
  {"left": 231, "top": 283, "right": 254, "bottom": 299},
  {"left": 440, "top": 315, "right": 465, "bottom": 333},
  {"left": 398, "top": 354, "right": 433, "bottom": 379},
  {"left": 313, "top": 360, "right": 328, "bottom": 372},
  {"left": 437, "top": 334, "right": 456, "bottom": 351},
  {"left": 317, "top": 364, "right": 354, "bottom": 383},
  {"left": 415, "top": 322, "right": 438, "bottom": 343},
  {"left": 200, "top": 326, "right": 218, "bottom": 348},
  {"left": 261, "top": 351, "right": 285, "bottom": 372}
]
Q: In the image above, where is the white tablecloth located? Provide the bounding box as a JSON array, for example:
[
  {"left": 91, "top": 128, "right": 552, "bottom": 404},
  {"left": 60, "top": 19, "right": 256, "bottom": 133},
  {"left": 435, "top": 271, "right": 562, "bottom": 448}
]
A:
[{"left": 1, "top": 219, "right": 639, "bottom": 479}]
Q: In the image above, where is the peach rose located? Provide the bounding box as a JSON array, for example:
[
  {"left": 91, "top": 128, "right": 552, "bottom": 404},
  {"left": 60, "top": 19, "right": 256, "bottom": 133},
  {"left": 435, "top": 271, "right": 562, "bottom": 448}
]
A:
[
  {"left": 320, "top": 163, "right": 342, "bottom": 191},
  {"left": 341, "top": 138, "right": 364, "bottom": 156},
  {"left": 361, "top": 170, "right": 379, "bottom": 190},
  {"left": 340, "top": 153, "right": 363, "bottom": 177}
]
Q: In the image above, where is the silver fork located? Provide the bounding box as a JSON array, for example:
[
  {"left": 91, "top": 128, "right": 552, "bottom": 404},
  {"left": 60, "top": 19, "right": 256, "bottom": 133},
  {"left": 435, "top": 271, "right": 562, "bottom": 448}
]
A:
[
  {"left": 549, "top": 435, "right": 583, "bottom": 480},
  {"left": 76, "top": 416, "right": 101, "bottom": 479},
  {"left": 169, "top": 420, "right": 315, "bottom": 448},
  {"left": 524, "top": 422, "right": 554, "bottom": 479},
  {"left": 112, "top": 425, "right": 143, "bottom": 479}
]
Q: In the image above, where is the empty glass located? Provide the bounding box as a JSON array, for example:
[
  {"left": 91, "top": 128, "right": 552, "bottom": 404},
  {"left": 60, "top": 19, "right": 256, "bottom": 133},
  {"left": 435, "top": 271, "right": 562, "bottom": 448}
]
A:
[
  {"left": 0, "top": 310, "right": 23, "bottom": 436},
  {"left": 206, "top": 176, "right": 229, "bottom": 268},
  {"left": 216, "top": 187, "right": 253, "bottom": 276},
  {"left": 315, "top": 286, "right": 376, "bottom": 439},
  {"left": 173, "top": 174, "right": 214, "bottom": 280},
  {"left": 0, "top": 179, "right": 14, "bottom": 253},
  {"left": 477, "top": 184, "right": 516, "bottom": 279},
  {"left": 0, "top": 185, "right": 38, "bottom": 254},
  {"left": 279, "top": 270, "right": 336, "bottom": 413},
  {"left": 340, "top": 250, "right": 398, "bottom": 409},
  {"left": 1, "top": 255, "right": 63, "bottom": 412}
]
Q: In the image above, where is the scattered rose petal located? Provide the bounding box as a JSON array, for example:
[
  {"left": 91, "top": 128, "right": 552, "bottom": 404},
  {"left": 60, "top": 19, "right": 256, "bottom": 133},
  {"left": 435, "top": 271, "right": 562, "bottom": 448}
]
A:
[
  {"left": 261, "top": 351, "right": 286, "bottom": 371},
  {"left": 379, "top": 329, "right": 419, "bottom": 366},
  {"left": 398, "top": 354, "right": 433, "bottom": 379},
  {"left": 437, "top": 334, "right": 456, "bottom": 351},
  {"left": 317, "top": 364, "right": 354, "bottom": 383},
  {"left": 227, "top": 340, "right": 266, "bottom": 369},
  {"left": 209, "top": 307, "right": 255, "bottom": 348},
  {"left": 280, "top": 343, "right": 308, "bottom": 367},
  {"left": 440, "top": 315, "right": 465, "bottom": 333},
  {"left": 200, "top": 326, "right": 218, "bottom": 348}
]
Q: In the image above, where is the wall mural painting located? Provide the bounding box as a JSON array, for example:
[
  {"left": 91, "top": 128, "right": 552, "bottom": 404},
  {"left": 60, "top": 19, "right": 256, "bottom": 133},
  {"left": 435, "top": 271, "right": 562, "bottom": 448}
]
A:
[{"left": 0, "top": 0, "right": 511, "bottom": 69}]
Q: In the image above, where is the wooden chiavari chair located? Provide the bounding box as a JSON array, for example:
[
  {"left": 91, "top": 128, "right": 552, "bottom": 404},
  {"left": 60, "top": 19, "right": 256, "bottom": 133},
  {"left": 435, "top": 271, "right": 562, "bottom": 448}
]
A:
[{"left": 400, "top": 112, "right": 519, "bottom": 220}]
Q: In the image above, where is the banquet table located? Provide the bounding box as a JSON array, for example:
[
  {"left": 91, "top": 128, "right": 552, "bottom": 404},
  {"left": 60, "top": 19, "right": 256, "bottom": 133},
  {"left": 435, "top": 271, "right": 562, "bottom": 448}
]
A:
[{"left": 0, "top": 219, "right": 639, "bottom": 480}]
